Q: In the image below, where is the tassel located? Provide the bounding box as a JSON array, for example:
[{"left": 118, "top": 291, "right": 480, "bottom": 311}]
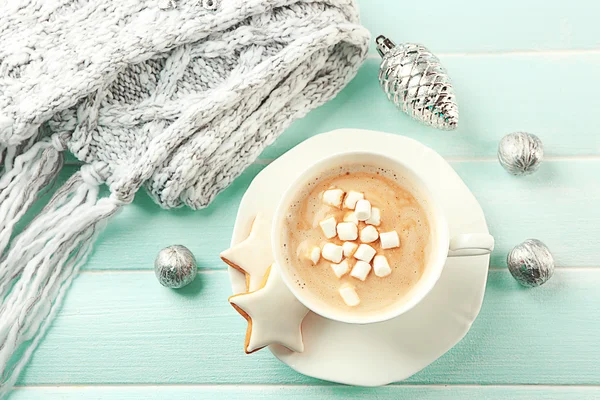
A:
[
  {"left": 0, "top": 162, "right": 124, "bottom": 395},
  {"left": 0, "top": 135, "right": 65, "bottom": 258},
  {"left": 0, "top": 132, "right": 46, "bottom": 177}
]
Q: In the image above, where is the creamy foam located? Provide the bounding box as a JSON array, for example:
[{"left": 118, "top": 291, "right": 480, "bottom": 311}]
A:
[{"left": 280, "top": 164, "right": 431, "bottom": 315}]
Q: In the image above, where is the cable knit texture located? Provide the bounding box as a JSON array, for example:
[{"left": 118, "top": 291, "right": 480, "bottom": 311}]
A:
[
  {"left": 1, "top": 0, "right": 369, "bottom": 208},
  {"left": 0, "top": 1, "right": 369, "bottom": 395}
]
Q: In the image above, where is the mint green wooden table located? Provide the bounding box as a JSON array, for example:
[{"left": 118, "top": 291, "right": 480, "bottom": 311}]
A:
[{"left": 9, "top": 1, "right": 600, "bottom": 398}]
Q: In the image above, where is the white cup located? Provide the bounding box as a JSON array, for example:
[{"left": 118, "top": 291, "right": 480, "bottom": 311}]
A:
[{"left": 271, "top": 151, "right": 494, "bottom": 325}]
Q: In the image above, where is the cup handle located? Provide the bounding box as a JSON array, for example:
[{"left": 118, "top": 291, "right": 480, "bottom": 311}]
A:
[{"left": 448, "top": 233, "right": 495, "bottom": 257}]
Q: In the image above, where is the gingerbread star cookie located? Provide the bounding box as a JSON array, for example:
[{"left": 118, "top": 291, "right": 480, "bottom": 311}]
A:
[
  {"left": 229, "top": 264, "right": 309, "bottom": 354},
  {"left": 221, "top": 214, "right": 273, "bottom": 291}
]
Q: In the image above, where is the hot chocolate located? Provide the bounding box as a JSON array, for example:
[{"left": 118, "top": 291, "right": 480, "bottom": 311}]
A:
[{"left": 280, "top": 164, "right": 431, "bottom": 315}]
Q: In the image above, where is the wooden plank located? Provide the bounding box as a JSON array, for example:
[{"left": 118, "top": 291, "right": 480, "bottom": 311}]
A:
[
  {"left": 455, "top": 159, "right": 600, "bottom": 268},
  {"left": 357, "top": 0, "right": 600, "bottom": 53},
  {"left": 9, "top": 385, "right": 600, "bottom": 400},
  {"left": 53, "top": 158, "right": 595, "bottom": 270},
  {"left": 260, "top": 57, "right": 600, "bottom": 160},
  {"left": 15, "top": 269, "right": 600, "bottom": 385},
  {"left": 63, "top": 52, "right": 600, "bottom": 167},
  {"left": 35, "top": 157, "right": 600, "bottom": 270}
]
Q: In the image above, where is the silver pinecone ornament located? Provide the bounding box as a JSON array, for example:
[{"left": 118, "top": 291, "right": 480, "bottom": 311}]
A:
[{"left": 376, "top": 35, "right": 459, "bottom": 130}]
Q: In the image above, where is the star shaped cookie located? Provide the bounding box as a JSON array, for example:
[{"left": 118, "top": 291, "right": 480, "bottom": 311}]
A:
[
  {"left": 221, "top": 214, "right": 273, "bottom": 291},
  {"left": 229, "top": 264, "right": 309, "bottom": 354}
]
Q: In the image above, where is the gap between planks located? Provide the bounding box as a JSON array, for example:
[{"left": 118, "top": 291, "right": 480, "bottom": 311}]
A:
[
  {"left": 76, "top": 267, "right": 598, "bottom": 275},
  {"left": 366, "top": 48, "right": 600, "bottom": 59},
  {"left": 12, "top": 383, "right": 600, "bottom": 389},
  {"left": 64, "top": 154, "right": 600, "bottom": 167},
  {"left": 257, "top": 155, "right": 600, "bottom": 164}
]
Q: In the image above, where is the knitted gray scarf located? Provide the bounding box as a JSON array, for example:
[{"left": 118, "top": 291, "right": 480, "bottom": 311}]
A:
[{"left": 0, "top": 0, "right": 369, "bottom": 394}]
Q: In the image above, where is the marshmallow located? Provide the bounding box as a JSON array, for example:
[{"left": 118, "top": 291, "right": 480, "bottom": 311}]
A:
[
  {"left": 365, "top": 207, "right": 381, "bottom": 226},
  {"left": 339, "top": 285, "right": 360, "bottom": 307},
  {"left": 350, "top": 260, "right": 371, "bottom": 281},
  {"left": 344, "top": 191, "right": 364, "bottom": 209},
  {"left": 360, "top": 225, "right": 379, "bottom": 243},
  {"left": 322, "top": 243, "right": 343, "bottom": 263},
  {"left": 319, "top": 216, "right": 337, "bottom": 239},
  {"left": 343, "top": 212, "right": 359, "bottom": 225},
  {"left": 342, "top": 241, "right": 358, "bottom": 257},
  {"left": 330, "top": 259, "right": 350, "bottom": 278},
  {"left": 353, "top": 244, "right": 376, "bottom": 263},
  {"left": 322, "top": 188, "right": 344, "bottom": 208},
  {"left": 354, "top": 199, "right": 372, "bottom": 221},
  {"left": 309, "top": 246, "right": 321, "bottom": 265},
  {"left": 373, "top": 255, "right": 392, "bottom": 277},
  {"left": 336, "top": 222, "right": 358, "bottom": 241},
  {"left": 380, "top": 231, "right": 400, "bottom": 249}
]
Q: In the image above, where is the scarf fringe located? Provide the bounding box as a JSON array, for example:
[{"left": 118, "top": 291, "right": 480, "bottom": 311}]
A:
[
  {"left": 0, "top": 137, "right": 65, "bottom": 259},
  {"left": 0, "top": 162, "right": 122, "bottom": 395}
]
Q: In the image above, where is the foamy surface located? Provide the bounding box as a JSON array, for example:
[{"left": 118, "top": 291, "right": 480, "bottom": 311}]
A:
[{"left": 280, "top": 164, "right": 431, "bottom": 316}]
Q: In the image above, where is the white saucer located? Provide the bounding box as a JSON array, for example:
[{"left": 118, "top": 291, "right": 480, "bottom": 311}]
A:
[{"left": 227, "top": 129, "right": 490, "bottom": 386}]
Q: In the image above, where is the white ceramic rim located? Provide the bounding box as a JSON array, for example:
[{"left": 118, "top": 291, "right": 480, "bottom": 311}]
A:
[
  {"left": 228, "top": 129, "right": 491, "bottom": 386},
  {"left": 271, "top": 151, "right": 450, "bottom": 325}
]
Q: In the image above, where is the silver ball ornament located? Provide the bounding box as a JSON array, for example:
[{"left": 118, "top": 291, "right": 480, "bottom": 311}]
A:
[
  {"left": 154, "top": 245, "right": 197, "bottom": 288},
  {"left": 497, "top": 132, "right": 544, "bottom": 176},
  {"left": 507, "top": 239, "right": 554, "bottom": 287}
]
